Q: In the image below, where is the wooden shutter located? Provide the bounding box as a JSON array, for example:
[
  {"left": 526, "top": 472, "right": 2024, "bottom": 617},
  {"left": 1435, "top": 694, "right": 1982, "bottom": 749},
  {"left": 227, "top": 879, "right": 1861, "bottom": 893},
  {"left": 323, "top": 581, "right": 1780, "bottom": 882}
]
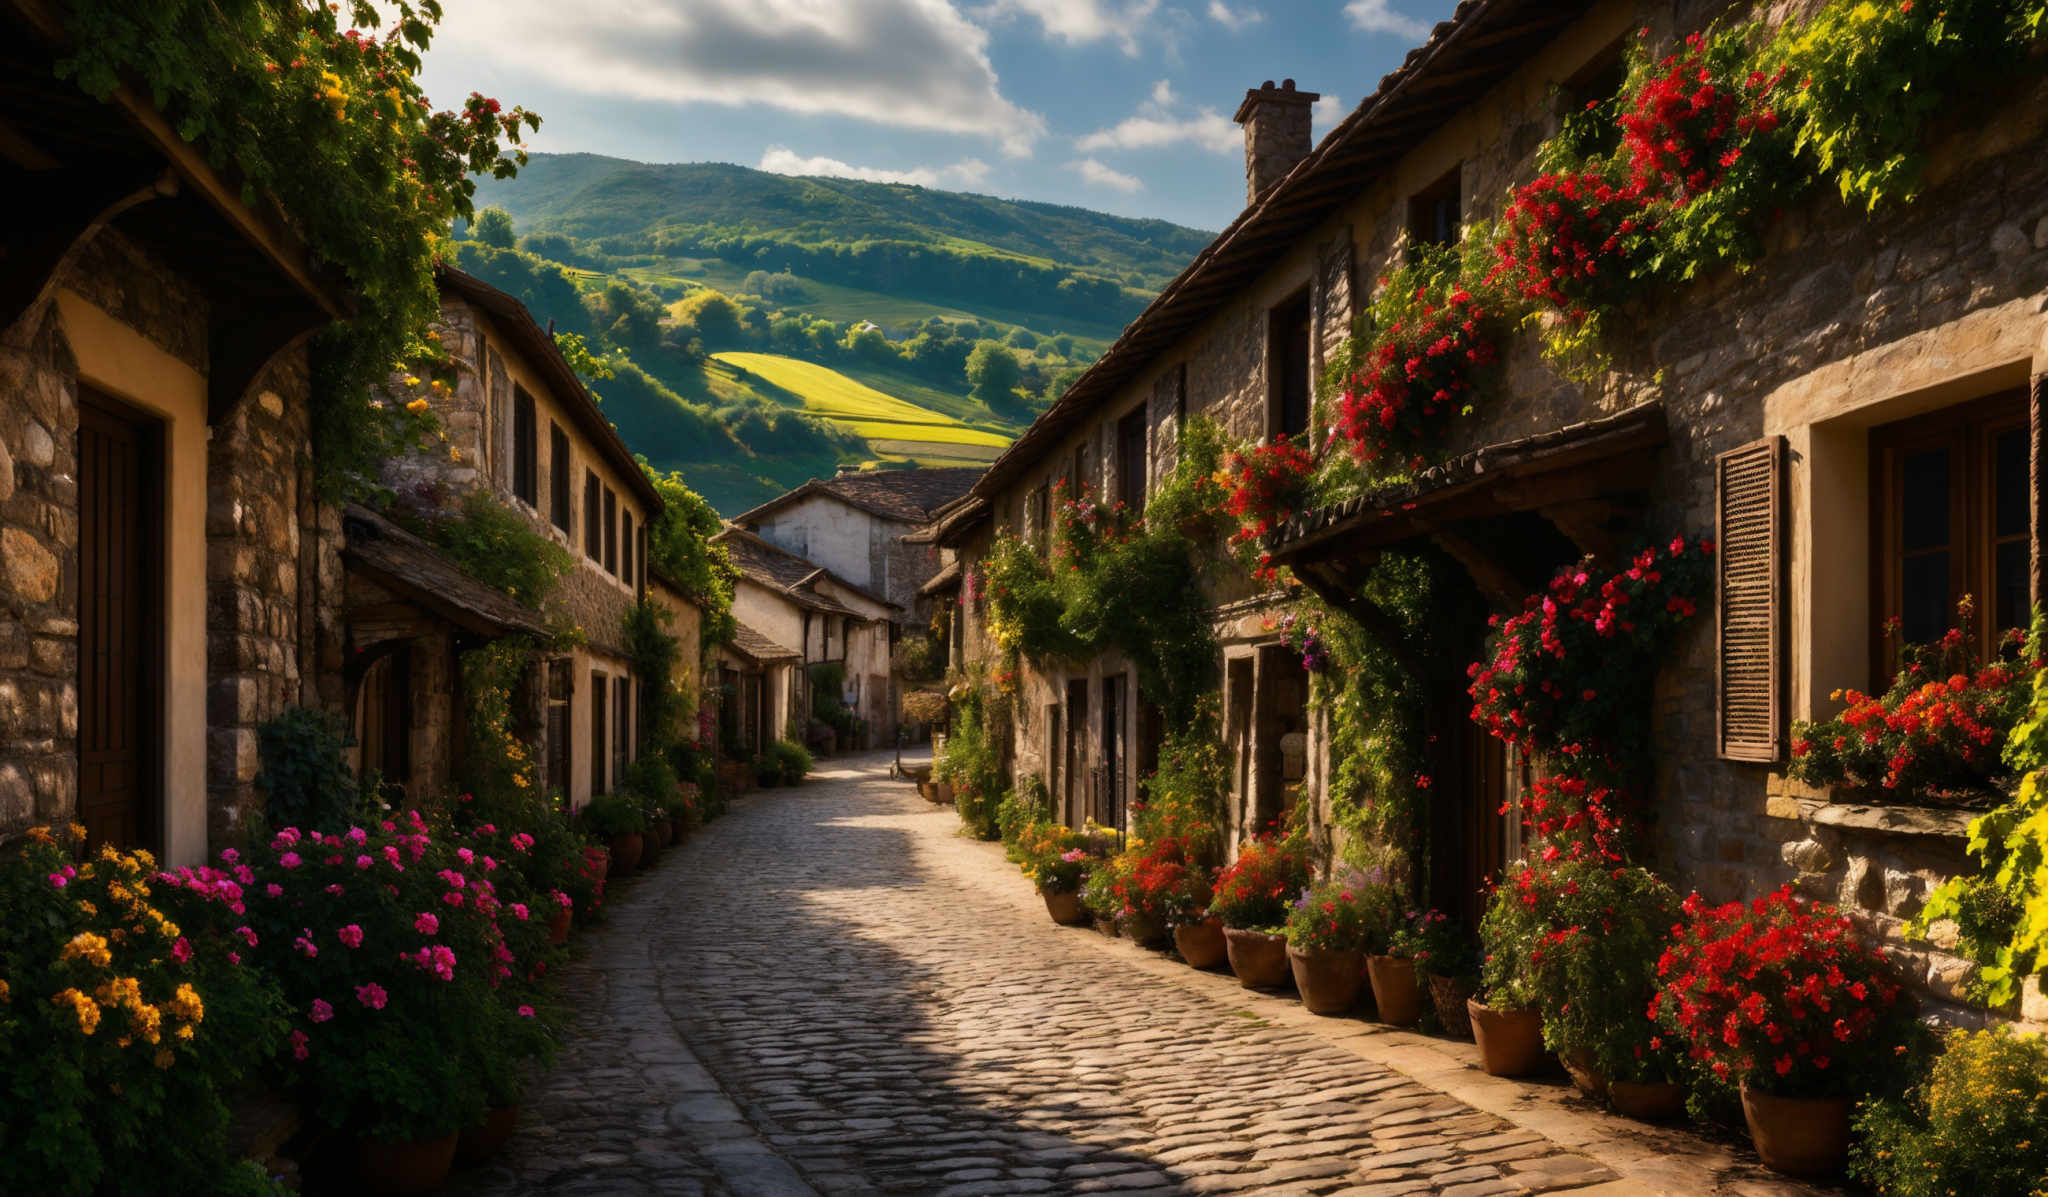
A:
[{"left": 1716, "top": 436, "right": 1784, "bottom": 762}]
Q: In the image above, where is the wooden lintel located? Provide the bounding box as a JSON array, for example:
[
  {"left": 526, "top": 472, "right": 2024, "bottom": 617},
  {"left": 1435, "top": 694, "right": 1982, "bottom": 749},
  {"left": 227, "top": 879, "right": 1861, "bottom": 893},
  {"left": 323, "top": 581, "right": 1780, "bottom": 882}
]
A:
[
  {"left": 1429, "top": 525, "right": 1529, "bottom": 612},
  {"left": 0, "top": 165, "right": 174, "bottom": 333}
]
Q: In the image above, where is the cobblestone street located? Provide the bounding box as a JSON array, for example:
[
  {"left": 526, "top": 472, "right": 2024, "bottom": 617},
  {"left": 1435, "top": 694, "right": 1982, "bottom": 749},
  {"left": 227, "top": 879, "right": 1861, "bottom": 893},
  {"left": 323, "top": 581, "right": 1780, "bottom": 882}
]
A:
[{"left": 454, "top": 754, "right": 1822, "bottom": 1197}]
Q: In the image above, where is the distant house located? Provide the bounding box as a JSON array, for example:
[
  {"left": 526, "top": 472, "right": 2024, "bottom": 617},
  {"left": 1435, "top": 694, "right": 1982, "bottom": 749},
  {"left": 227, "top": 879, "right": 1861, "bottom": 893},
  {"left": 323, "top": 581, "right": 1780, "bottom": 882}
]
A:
[
  {"left": 372, "top": 265, "right": 681, "bottom": 809},
  {"left": 713, "top": 527, "right": 900, "bottom": 747},
  {"left": 0, "top": 9, "right": 352, "bottom": 863},
  {"left": 713, "top": 622, "right": 801, "bottom": 761}
]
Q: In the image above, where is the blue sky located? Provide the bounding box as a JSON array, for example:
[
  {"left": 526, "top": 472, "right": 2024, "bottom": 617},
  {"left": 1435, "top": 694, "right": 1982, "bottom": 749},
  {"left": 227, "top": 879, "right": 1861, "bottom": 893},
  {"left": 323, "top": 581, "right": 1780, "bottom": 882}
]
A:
[{"left": 420, "top": 0, "right": 1462, "bottom": 233}]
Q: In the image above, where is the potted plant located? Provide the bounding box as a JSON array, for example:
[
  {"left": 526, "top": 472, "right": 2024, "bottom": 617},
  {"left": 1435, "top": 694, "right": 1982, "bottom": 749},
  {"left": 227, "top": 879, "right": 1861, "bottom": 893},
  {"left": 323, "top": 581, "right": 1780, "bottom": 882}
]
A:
[
  {"left": 773, "top": 739, "right": 813, "bottom": 786},
  {"left": 1018, "top": 824, "right": 1095, "bottom": 925},
  {"left": 1850, "top": 1028, "right": 2048, "bottom": 1196},
  {"left": 753, "top": 753, "right": 782, "bottom": 788},
  {"left": 1153, "top": 848, "right": 1223, "bottom": 969},
  {"left": 1079, "top": 849, "right": 1136, "bottom": 936},
  {"left": 1207, "top": 834, "right": 1311, "bottom": 990},
  {"left": 1472, "top": 868, "right": 1549, "bottom": 1077},
  {"left": 579, "top": 793, "right": 647, "bottom": 876},
  {"left": 1519, "top": 862, "right": 1684, "bottom": 1108},
  {"left": 1390, "top": 908, "right": 1478, "bottom": 1039},
  {"left": 1284, "top": 878, "right": 1388, "bottom": 1015},
  {"left": 1653, "top": 887, "right": 1916, "bottom": 1176}
]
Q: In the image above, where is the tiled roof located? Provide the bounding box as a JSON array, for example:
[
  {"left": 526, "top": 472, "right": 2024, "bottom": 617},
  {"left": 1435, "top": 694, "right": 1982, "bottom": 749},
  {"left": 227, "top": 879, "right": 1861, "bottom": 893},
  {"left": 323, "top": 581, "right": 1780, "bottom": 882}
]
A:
[
  {"left": 917, "top": 558, "right": 962, "bottom": 597},
  {"left": 728, "top": 621, "right": 799, "bottom": 664},
  {"left": 341, "top": 505, "right": 552, "bottom": 637},
  {"left": 712, "top": 527, "right": 899, "bottom": 614},
  {"left": 734, "top": 467, "right": 985, "bottom": 526}
]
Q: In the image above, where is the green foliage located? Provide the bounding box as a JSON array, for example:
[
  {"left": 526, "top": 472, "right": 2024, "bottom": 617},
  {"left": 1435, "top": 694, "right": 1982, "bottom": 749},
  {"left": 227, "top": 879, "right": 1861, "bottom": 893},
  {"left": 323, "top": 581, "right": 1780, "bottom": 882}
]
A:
[
  {"left": 458, "top": 637, "right": 542, "bottom": 815},
  {"left": 1851, "top": 1027, "right": 2048, "bottom": 1197},
  {"left": 1135, "top": 697, "right": 1228, "bottom": 858},
  {"left": 966, "top": 340, "right": 1024, "bottom": 407},
  {"left": 938, "top": 675, "right": 1008, "bottom": 840},
  {"left": 770, "top": 739, "right": 813, "bottom": 785},
  {"left": 579, "top": 792, "right": 647, "bottom": 839},
  {"left": 644, "top": 467, "right": 739, "bottom": 647},
  {"left": 414, "top": 489, "right": 576, "bottom": 610},
  {"left": 625, "top": 598, "right": 693, "bottom": 808},
  {"left": 1284, "top": 878, "right": 1400, "bottom": 954},
  {"left": 1520, "top": 862, "right": 1683, "bottom": 1082},
  {"left": 474, "top": 207, "right": 518, "bottom": 250},
  {"left": 255, "top": 707, "right": 364, "bottom": 831},
  {"left": 996, "top": 776, "right": 1053, "bottom": 848},
  {"left": 553, "top": 331, "right": 615, "bottom": 381},
  {"left": 55, "top": 1, "right": 539, "bottom": 499}
]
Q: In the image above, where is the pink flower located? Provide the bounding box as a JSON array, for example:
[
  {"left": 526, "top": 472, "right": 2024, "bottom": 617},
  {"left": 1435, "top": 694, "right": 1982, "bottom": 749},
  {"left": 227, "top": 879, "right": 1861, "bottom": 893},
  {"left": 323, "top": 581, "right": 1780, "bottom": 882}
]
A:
[
  {"left": 46, "top": 873, "right": 66, "bottom": 889},
  {"left": 414, "top": 912, "right": 439, "bottom": 936},
  {"left": 308, "top": 999, "right": 334, "bottom": 1024},
  {"left": 279, "top": 852, "right": 303, "bottom": 869},
  {"left": 355, "top": 855, "right": 373, "bottom": 870},
  {"left": 235, "top": 926, "right": 259, "bottom": 947},
  {"left": 289, "top": 1029, "right": 310, "bottom": 1059},
  {"left": 227, "top": 951, "right": 241, "bottom": 966},
  {"left": 517, "top": 1005, "right": 535, "bottom": 1018},
  {"left": 265, "top": 883, "right": 283, "bottom": 899},
  {"left": 456, "top": 847, "right": 475, "bottom": 866},
  {"left": 220, "top": 848, "right": 240, "bottom": 865},
  {"left": 553, "top": 890, "right": 572, "bottom": 909},
  {"left": 338, "top": 924, "right": 365, "bottom": 949},
  {"left": 509, "top": 903, "right": 529, "bottom": 921},
  {"left": 171, "top": 937, "right": 193, "bottom": 964},
  {"left": 346, "top": 826, "right": 368, "bottom": 846},
  {"left": 356, "top": 982, "right": 388, "bottom": 1010},
  {"left": 442, "top": 891, "right": 465, "bottom": 908}
]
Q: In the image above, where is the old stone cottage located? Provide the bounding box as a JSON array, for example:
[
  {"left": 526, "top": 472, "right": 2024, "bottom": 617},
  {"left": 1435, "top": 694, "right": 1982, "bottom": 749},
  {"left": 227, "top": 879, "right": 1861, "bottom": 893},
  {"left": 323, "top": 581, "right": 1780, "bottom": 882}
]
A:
[
  {"left": 935, "top": 0, "right": 2048, "bottom": 1024},
  {"left": 0, "top": 10, "right": 353, "bottom": 865}
]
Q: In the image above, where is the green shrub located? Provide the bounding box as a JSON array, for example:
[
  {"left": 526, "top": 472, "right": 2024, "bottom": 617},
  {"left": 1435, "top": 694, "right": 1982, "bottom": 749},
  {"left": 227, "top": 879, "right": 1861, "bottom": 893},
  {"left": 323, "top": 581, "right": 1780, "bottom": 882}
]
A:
[
  {"left": 1852, "top": 1028, "right": 2048, "bottom": 1197},
  {"left": 937, "top": 675, "right": 1007, "bottom": 840},
  {"left": 579, "top": 792, "right": 647, "bottom": 839},
  {"left": 421, "top": 489, "right": 575, "bottom": 609},
  {"left": 771, "top": 739, "right": 813, "bottom": 785},
  {"left": 255, "top": 707, "right": 364, "bottom": 831},
  {"left": 1520, "top": 861, "right": 1683, "bottom": 1082},
  {"left": 997, "top": 777, "right": 1052, "bottom": 847}
]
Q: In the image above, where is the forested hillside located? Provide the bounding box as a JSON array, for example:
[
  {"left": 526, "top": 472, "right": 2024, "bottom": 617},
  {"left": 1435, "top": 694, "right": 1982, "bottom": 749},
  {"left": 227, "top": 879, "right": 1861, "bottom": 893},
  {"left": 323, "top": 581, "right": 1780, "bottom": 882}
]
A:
[{"left": 453, "top": 155, "right": 1213, "bottom": 514}]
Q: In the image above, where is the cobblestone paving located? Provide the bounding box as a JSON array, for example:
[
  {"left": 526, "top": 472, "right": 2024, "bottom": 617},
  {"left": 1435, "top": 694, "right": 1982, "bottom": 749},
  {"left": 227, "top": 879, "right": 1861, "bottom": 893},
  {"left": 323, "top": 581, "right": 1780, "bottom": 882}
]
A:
[{"left": 460, "top": 754, "right": 1639, "bottom": 1196}]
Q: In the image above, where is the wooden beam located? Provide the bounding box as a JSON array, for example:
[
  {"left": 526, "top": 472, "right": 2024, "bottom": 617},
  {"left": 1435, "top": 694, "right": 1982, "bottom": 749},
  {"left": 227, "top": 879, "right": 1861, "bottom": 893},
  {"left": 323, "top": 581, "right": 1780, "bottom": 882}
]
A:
[
  {"left": 207, "top": 298, "right": 329, "bottom": 423},
  {"left": 1539, "top": 498, "right": 1626, "bottom": 567},
  {"left": 0, "top": 165, "right": 175, "bottom": 333},
  {"left": 1429, "top": 525, "right": 1531, "bottom": 612}
]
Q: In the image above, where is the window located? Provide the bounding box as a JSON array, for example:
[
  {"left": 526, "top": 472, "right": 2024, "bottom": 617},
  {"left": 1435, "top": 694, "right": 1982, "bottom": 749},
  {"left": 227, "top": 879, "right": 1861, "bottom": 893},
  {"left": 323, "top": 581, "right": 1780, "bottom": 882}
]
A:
[
  {"left": 1870, "top": 389, "right": 2031, "bottom": 678},
  {"left": 545, "top": 659, "right": 570, "bottom": 794},
  {"left": 1117, "top": 406, "right": 1147, "bottom": 512},
  {"left": 612, "top": 676, "right": 630, "bottom": 783},
  {"left": 584, "top": 471, "right": 601, "bottom": 561},
  {"left": 1560, "top": 41, "right": 1629, "bottom": 159},
  {"left": 511, "top": 386, "right": 538, "bottom": 506},
  {"left": 589, "top": 669, "right": 607, "bottom": 795},
  {"left": 1407, "top": 164, "right": 1462, "bottom": 253},
  {"left": 603, "top": 487, "right": 618, "bottom": 575},
  {"left": 1268, "top": 290, "right": 1312, "bottom": 441},
  {"left": 549, "top": 423, "right": 570, "bottom": 531},
  {"left": 621, "top": 511, "right": 634, "bottom": 583},
  {"left": 1030, "top": 482, "right": 1051, "bottom": 557}
]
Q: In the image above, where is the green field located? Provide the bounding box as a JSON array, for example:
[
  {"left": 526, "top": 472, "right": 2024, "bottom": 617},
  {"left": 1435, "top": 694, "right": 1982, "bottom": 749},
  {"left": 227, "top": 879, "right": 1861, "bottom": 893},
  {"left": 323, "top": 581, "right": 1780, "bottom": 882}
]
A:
[{"left": 712, "top": 353, "right": 1013, "bottom": 452}]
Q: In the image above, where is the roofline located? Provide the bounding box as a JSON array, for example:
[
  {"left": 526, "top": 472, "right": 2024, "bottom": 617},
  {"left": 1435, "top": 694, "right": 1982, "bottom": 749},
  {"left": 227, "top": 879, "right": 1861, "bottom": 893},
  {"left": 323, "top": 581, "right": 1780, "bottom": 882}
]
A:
[
  {"left": 9, "top": 0, "right": 354, "bottom": 321},
  {"left": 435, "top": 264, "right": 663, "bottom": 513},
  {"left": 712, "top": 526, "right": 903, "bottom": 613},
  {"left": 951, "top": 0, "right": 1585, "bottom": 507},
  {"left": 731, "top": 469, "right": 986, "bottom": 527}
]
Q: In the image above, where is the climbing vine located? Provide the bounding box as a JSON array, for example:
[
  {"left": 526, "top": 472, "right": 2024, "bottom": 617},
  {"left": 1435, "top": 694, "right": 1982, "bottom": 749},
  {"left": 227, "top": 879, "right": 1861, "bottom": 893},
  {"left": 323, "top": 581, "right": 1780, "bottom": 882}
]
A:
[
  {"left": 645, "top": 467, "right": 738, "bottom": 650},
  {"left": 56, "top": 0, "right": 540, "bottom": 496}
]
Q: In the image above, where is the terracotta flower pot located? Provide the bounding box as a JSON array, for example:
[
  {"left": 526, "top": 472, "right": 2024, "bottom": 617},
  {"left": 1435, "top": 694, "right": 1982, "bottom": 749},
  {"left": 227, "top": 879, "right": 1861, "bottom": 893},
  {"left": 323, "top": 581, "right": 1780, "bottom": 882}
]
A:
[
  {"left": 1610, "top": 1080, "right": 1687, "bottom": 1122},
  {"left": 1740, "top": 1085, "right": 1852, "bottom": 1177},
  {"left": 1042, "top": 889, "right": 1087, "bottom": 926},
  {"left": 1467, "top": 998, "right": 1546, "bottom": 1077},
  {"left": 607, "top": 832, "right": 644, "bottom": 876},
  {"left": 1122, "top": 913, "right": 1169, "bottom": 947},
  {"left": 1366, "top": 955, "right": 1422, "bottom": 1026},
  {"left": 935, "top": 781, "right": 955, "bottom": 805},
  {"left": 1288, "top": 946, "right": 1364, "bottom": 1015},
  {"left": 651, "top": 819, "right": 673, "bottom": 849},
  {"left": 456, "top": 1105, "right": 519, "bottom": 1166},
  {"left": 1174, "top": 918, "right": 1228, "bottom": 969},
  {"left": 1560, "top": 1050, "right": 1608, "bottom": 1100},
  {"left": 1223, "top": 928, "right": 1291, "bottom": 990},
  {"left": 1428, "top": 974, "right": 1475, "bottom": 1039},
  {"left": 546, "top": 907, "right": 572, "bottom": 946},
  {"left": 918, "top": 780, "right": 939, "bottom": 803},
  {"left": 357, "top": 1131, "right": 459, "bottom": 1194}
]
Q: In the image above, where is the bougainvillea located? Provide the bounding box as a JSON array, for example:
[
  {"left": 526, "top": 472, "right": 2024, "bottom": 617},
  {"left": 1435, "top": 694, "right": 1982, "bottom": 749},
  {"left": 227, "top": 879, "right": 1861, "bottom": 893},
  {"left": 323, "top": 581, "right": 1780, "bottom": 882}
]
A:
[
  {"left": 1467, "top": 536, "right": 1713, "bottom": 784},
  {"left": 1335, "top": 277, "right": 1501, "bottom": 470},
  {"left": 1651, "top": 887, "right": 1917, "bottom": 1097},
  {"left": 1206, "top": 834, "right": 1312, "bottom": 931},
  {"left": 1618, "top": 32, "right": 1786, "bottom": 205},
  {"left": 1219, "top": 437, "right": 1316, "bottom": 577},
  {"left": 1790, "top": 602, "right": 2037, "bottom": 799},
  {"left": 1487, "top": 170, "right": 1653, "bottom": 326}
]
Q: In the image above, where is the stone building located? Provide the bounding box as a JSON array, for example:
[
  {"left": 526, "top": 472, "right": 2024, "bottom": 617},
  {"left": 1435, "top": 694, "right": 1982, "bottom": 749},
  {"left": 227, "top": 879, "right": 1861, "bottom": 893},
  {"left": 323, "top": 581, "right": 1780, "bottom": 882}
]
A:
[
  {"left": 935, "top": 0, "right": 2048, "bottom": 1025},
  {"left": 0, "top": 11, "right": 352, "bottom": 864},
  {"left": 713, "top": 622, "right": 801, "bottom": 760},
  {"left": 378, "top": 265, "right": 671, "bottom": 809},
  {"left": 731, "top": 466, "right": 981, "bottom": 620},
  {"left": 714, "top": 527, "right": 900, "bottom": 748}
]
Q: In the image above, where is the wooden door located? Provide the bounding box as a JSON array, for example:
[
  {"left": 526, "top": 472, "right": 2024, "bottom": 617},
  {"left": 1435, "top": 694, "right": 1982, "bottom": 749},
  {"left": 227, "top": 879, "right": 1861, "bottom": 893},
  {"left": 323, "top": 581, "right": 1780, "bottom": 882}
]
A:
[
  {"left": 1426, "top": 684, "right": 1507, "bottom": 928},
  {"left": 1100, "top": 674, "right": 1124, "bottom": 832},
  {"left": 77, "top": 389, "right": 163, "bottom": 853}
]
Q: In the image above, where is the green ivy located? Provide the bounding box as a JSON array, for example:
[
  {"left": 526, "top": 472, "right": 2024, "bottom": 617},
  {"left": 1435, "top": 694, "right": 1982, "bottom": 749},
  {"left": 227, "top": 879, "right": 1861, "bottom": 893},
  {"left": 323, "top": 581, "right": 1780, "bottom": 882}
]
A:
[
  {"left": 644, "top": 466, "right": 738, "bottom": 649},
  {"left": 413, "top": 489, "right": 575, "bottom": 611}
]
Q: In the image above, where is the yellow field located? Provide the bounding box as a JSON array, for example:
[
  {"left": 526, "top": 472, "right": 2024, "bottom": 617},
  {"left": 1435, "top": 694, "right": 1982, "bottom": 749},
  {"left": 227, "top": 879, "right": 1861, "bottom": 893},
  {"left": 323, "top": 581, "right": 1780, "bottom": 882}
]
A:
[{"left": 712, "top": 353, "right": 1013, "bottom": 448}]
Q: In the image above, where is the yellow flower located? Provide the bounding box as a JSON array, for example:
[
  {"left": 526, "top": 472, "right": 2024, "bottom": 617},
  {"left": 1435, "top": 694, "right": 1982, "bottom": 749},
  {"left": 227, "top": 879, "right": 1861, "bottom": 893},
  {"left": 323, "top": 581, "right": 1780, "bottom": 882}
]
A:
[
  {"left": 0, "top": 978, "right": 10, "bottom": 1003},
  {"left": 78, "top": 900, "right": 97, "bottom": 916},
  {"left": 132, "top": 849, "right": 154, "bottom": 871},
  {"left": 53, "top": 988, "right": 99, "bottom": 1035},
  {"left": 168, "top": 983, "right": 204, "bottom": 1024},
  {"left": 175, "top": 1025, "right": 194, "bottom": 1041},
  {"left": 406, "top": 397, "right": 430, "bottom": 414},
  {"left": 60, "top": 931, "right": 112, "bottom": 968},
  {"left": 402, "top": 375, "right": 421, "bottom": 388}
]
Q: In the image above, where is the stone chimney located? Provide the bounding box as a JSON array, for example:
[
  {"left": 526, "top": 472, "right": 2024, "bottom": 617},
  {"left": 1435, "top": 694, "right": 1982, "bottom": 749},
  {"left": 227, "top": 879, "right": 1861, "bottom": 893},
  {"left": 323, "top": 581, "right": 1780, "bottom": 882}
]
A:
[{"left": 1233, "top": 79, "right": 1319, "bottom": 205}]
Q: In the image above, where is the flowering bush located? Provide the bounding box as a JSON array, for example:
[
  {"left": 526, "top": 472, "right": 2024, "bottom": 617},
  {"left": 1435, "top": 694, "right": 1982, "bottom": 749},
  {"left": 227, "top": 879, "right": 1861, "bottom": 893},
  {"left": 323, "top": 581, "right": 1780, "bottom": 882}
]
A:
[
  {"left": 1013, "top": 823, "right": 1100, "bottom": 896},
  {"left": 1206, "top": 835, "right": 1312, "bottom": 932},
  {"left": 1790, "top": 604, "right": 2037, "bottom": 800},
  {"left": 1219, "top": 436, "right": 1316, "bottom": 576},
  {"left": 1284, "top": 878, "right": 1399, "bottom": 955},
  {"left": 1270, "top": 610, "right": 1330, "bottom": 674},
  {"left": 1335, "top": 265, "right": 1502, "bottom": 470},
  {"left": 1487, "top": 170, "right": 1655, "bottom": 328},
  {"left": 169, "top": 813, "right": 559, "bottom": 1141},
  {"left": 1651, "top": 887, "right": 1916, "bottom": 1098},
  {"left": 0, "top": 828, "right": 282, "bottom": 1196},
  {"left": 1618, "top": 30, "right": 1786, "bottom": 206},
  {"left": 1506, "top": 861, "right": 1683, "bottom": 1082},
  {"left": 1133, "top": 701, "right": 1228, "bottom": 857},
  {"left": 1468, "top": 536, "right": 1713, "bottom": 784},
  {"left": 1081, "top": 839, "right": 1209, "bottom": 928},
  {"left": 1851, "top": 1027, "right": 2048, "bottom": 1197},
  {"left": 1387, "top": 908, "right": 1478, "bottom": 978}
]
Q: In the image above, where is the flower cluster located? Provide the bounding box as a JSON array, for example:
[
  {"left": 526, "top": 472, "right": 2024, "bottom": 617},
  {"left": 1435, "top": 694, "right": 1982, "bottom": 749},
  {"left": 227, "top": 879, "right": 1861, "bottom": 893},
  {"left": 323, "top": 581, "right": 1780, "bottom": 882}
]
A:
[
  {"left": 1651, "top": 887, "right": 1915, "bottom": 1097},
  {"left": 1467, "top": 536, "right": 1713, "bottom": 783},
  {"left": 1335, "top": 282, "right": 1500, "bottom": 470},
  {"left": 1271, "top": 611, "right": 1329, "bottom": 674},
  {"left": 1790, "top": 601, "right": 2037, "bottom": 799},
  {"left": 1206, "top": 835, "right": 1313, "bottom": 932},
  {"left": 1283, "top": 875, "right": 1399, "bottom": 955},
  {"left": 1386, "top": 907, "right": 1477, "bottom": 977},
  {"left": 1217, "top": 437, "right": 1316, "bottom": 575},
  {"left": 1487, "top": 170, "right": 1652, "bottom": 325},
  {"left": 1618, "top": 32, "right": 1785, "bottom": 205},
  {"left": 1013, "top": 823, "right": 1102, "bottom": 896}
]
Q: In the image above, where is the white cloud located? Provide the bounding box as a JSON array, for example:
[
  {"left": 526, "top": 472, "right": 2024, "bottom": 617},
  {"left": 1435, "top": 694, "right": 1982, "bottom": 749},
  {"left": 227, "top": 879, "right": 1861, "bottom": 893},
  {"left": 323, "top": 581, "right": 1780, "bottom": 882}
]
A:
[
  {"left": 1343, "top": 0, "right": 1430, "bottom": 39},
  {"left": 1074, "top": 78, "right": 1240, "bottom": 156},
  {"left": 1312, "top": 94, "right": 1345, "bottom": 138},
  {"left": 1068, "top": 157, "right": 1144, "bottom": 193},
  {"left": 430, "top": 0, "right": 1046, "bottom": 157},
  {"left": 758, "top": 147, "right": 991, "bottom": 188},
  {"left": 1206, "top": 1, "right": 1263, "bottom": 31},
  {"left": 979, "top": 0, "right": 1161, "bottom": 56}
]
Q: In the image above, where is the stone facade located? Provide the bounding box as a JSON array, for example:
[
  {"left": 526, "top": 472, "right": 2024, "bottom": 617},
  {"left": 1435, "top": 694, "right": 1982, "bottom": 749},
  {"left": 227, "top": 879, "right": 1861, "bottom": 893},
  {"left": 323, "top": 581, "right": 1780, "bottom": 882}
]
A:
[{"left": 946, "top": 0, "right": 2048, "bottom": 1026}]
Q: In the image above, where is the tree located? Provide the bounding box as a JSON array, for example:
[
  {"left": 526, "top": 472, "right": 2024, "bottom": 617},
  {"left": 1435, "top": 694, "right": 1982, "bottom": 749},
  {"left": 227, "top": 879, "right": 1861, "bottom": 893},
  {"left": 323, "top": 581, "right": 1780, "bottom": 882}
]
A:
[
  {"left": 474, "top": 207, "right": 516, "bottom": 250},
  {"left": 966, "top": 340, "right": 1024, "bottom": 409},
  {"left": 842, "top": 324, "right": 896, "bottom": 365},
  {"left": 1004, "top": 327, "right": 1039, "bottom": 350},
  {"left": 672, "top": 289, "right": 744, "bottom": 350},
  {"left": 1049, "top": 333, "right": 1076, "bottom": 357}
]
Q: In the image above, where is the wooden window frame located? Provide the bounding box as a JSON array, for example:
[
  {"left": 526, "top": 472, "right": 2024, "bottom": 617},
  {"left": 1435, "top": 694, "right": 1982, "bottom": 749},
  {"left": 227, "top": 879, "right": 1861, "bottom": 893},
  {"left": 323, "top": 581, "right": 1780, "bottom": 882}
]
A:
[
  {"left": 603, "top": 486, "right": 618, "bottom": 575},
  {"left": 549, "top": 422, "right": 571, "bottom": 531},
  {"left": 511, "top": 385, "right": 538, "bottom": 507},
  {"left": 589, "top": 668, "right": 607, "bottom": 796},
  {"left": 1407, "top": 164, "right": 1463, "bottom": 254},
  {"left": 1266, "top": 288, "right": 1312, "bottom": 442},
  {"left": 1116, "top": 405, "right": 1147, "bottom": 514},
  {"left": 1868, "top": 388, "right": 2031, "bottom": 682},
  {"left": 583, "top": 470, "right": 601, "bottom": 561}
]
